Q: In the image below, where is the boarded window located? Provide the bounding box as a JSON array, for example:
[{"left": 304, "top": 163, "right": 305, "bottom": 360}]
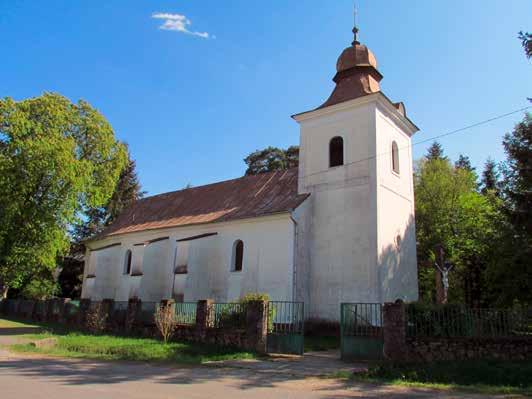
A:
[
  {"left": 175, "top": 241, "right": 190, "bottom": 274},
  {"left": 131, "top": 244, "right": 145, "bottom": 276},
  {"left": 233, "top": 240, "right": 244, "bottom": 272},
  {"left": 329, "top": 136, "right": 344, "bottom": 167},
  {"left": 124, "top": 250, "right": 132, "bottom": 275},
  {"left": 392, "top": 141, "right": 400, "bottom": 174}
]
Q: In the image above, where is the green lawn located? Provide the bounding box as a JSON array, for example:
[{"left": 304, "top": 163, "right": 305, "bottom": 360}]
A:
[
  {"left": 340, "top": 360, "right": 532, "bottom": 396},
  {"left": 1, "top": 318, "right": 255, "bottom": 364}
]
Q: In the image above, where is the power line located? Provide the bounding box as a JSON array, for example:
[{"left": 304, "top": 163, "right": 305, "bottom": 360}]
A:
[{"left": 299, "top": 105, "right": 531, "bottom": 181}]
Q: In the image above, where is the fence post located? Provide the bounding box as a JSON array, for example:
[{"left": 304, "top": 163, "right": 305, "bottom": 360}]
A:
[
  {"left": 125, "top": 297, "right": 141, "bottom": 333},
  {"left": 57, "top": 298, "right": 69, "bottom": 323},
  {"left": 246, "top": 300, "right": 268, "bottom": 354},
  {"left": 195, "top": 299, "right": 213, "bottom": 339},
  {"left": 383, "top": 299, "right": 407, "bottom": 361},
  {"left": 44, "top": 299, "right": 55, "bottom": 322},
  {"left": 101, "top": 299, "right": 114, "bottom": 331},
  {"left": 79, "top": 298, "right": 91, "bottom": 327},
  {"left": 160, "top": 299, "right": 176, "bottom": 313}
]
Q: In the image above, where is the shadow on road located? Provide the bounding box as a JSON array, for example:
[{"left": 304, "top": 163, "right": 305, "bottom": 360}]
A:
[
  {"left": 0, "top": 356, "right": 450, "bottom": 398},
  {"left": 0, "top": 327, "right": 43, "bottom": 336}
]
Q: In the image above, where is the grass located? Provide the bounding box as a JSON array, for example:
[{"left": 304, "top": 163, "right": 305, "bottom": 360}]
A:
[
  {"left": 0, "top": 318, "right": 38, "bottom": 328},
  {"left": 304, "top": 335, "right": 339, "bottom": 352},
  {"left": 1, "top": 318, "right": 255, "bottom": 364},
  {"left": 336, "top": 360, "right": 532, "bottom": 396}
]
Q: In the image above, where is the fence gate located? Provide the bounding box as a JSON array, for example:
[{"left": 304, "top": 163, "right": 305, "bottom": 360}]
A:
[
  {"left": 340, "top": 303, "right": 383, "bottom": 360},
  {"left": 266, "top": 301, "right": 304, "bottom": 355}
]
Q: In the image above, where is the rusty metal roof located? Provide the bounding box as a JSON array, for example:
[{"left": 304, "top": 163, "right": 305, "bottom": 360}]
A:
[{"left": 92, "top": 168, "right": 308, "bottom": 240}]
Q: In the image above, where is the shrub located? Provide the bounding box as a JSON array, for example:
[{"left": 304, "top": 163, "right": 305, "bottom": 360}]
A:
[
  {"left": 154, "top": 304, "right": 176, "bottom": 343},
  {"left": 86, "top": 303, "right": 108, "bottom": 334}
]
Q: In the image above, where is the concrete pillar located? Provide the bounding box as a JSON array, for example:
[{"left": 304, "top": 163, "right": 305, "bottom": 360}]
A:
[
  {"left": 160, "top": 299, "right": 176, "bottom": 313},
  {"left": 56, "top": 298, "right": 70, "bottom": 323},
  {"left": 245, "top": 300, "right": 269, "bottom": 354},
  {"left": 195, "top": 299, "right": 214, "bottom": 339},
  {"left": 79, "top": 298, "right": 91, "bottom": 327},
  {"left": 383, "top": 299, "right": 407, "bottom": 361},
  {"left": 125, "top": 297, "right": 141, "bottom": 333},
  {"left": 101, "top": 299, "right": 115, "bottom": 331}
]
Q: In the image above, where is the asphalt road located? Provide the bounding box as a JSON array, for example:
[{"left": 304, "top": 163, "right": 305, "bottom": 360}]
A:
[{"left": 0, "top": 352, "right": 499, "bottom": 399}]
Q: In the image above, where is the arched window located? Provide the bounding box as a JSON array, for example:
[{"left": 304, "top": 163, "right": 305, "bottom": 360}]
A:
[
  {"left": 232, "top": 240, "right": 244, "bottom": 272},
  {"left": 392, "top": 141, "right": 400, "bottom": 174},
  {"left": 329, "top": 136, "right": 344, "bottom": 167},
  {"left": 124, "top": 250, "right": 132, "bottom": 275}
]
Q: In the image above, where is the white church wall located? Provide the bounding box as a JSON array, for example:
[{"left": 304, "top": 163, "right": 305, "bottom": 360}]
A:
[
  {"left": 138, "top": 239, "right": 172, "bottom": 301},
  {"left": 91, "top": 245, "right": 122, "bottom": 300},
  {"left": 81, "top": 214, "right": 295, "bottom": 304},
  {"left": 375, "top": 105, "right": 419, "bottom": 303}
]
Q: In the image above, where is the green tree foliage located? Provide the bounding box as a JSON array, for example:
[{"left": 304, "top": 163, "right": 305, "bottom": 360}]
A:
[
  {"left": 480, "top": 158, "right": 500, "bottom": 196},
  {"left": 21, "top": 271, "right": 59, "bottom": 300},
  {"left": 58, "top": 148, "right": 143, "bottom": 299},
  {"left": 518, "top": 31, "right": 532, "bottom": 59},
  {"left": 72, "top": 148, "right": 144, "bottom": 243},
  {"left": 0, "top": 93, "right": 127, "bottom": 297},
  {"left": 414, "top": 157, "right": 502, "bottom": 305},
  {"left": 490, "top": 114, "right": 532, "bottom": 305},
  {"left": 425, "top": 141, "right": 447, "bottom": 161},
  {"left": 244, "top": 146, "right": 299, "bottom": 175},
  {"left": 454, "top": 154, "right": 475, "bottom": 172}
]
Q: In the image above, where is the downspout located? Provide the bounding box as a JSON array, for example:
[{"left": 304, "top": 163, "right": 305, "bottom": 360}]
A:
[{"left": 290, "top": 213, "right": 298, "bottom": 304}]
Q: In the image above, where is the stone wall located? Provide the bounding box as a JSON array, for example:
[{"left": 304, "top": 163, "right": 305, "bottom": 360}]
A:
[
  {"left": 0, "top": 298, "right": 269, "bottom": 354},
  {"left": 382, "top": 300, "right": 532, "bottom": 362},
  {"left": 406, "top": 337, "right": 531, "bottom": 362}
]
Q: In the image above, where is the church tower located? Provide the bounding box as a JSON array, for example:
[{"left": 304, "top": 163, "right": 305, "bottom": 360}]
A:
[{"left": 292, "top": 24, "right": 419, "bottom": 320}]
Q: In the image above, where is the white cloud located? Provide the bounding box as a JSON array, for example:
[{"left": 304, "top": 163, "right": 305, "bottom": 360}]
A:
[{"left": 152, "top": 12, "right": 211, "bottom": 39}]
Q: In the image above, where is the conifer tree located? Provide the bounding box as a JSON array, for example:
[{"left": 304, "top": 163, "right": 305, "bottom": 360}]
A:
[{"left": 426, "top": 141, "right": 447, "bottom": 161}]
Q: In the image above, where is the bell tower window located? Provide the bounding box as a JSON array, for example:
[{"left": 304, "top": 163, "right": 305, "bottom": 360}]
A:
[
  {"left": 329, "top": 136, "right": 344, "bottom": 167},
  {"left": 392, "top": 141, "right": 400, "bottom": 174}
]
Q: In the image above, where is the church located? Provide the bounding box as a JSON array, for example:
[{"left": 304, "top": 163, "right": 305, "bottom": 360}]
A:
[{"left": 81, "top": 24, "right": 419, "bottom": 321}]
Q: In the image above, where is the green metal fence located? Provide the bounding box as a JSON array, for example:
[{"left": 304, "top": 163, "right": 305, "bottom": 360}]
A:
[
  {"left": 175, "top": 302, "right": 197, "bottom": 325},
  {"left": 266, "top": 301, "right": 304, "bottom": 355},
  {"left": 340, "top": 303, "right": 383, "bottom": 360},
  {"left": 212, "top": 303, "right": 247, "bottom": 329},
  {"left": 405, "top": 304, "right": 531, "bottom": 338},
  {"left": 66, "top": 300, "right": 80, "bottom": 317}
]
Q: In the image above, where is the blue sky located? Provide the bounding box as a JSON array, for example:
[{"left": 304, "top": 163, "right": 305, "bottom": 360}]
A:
[{"left": 1, "top": 0, "right": 531, "bottom": 196}]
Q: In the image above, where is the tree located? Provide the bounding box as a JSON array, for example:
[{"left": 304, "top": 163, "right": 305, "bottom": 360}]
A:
[
  {"left": 492, "top": 113, "right": 532, "bottom": 305},
  {"left": 244, "top": 146, "right": 299, "bottom": 175},
  {"left": 454, "top": 154, "right": 475, "bottom": 172},
  {"left": 59, "top": 148, "right": 143, "bottom": 298},
  {"left": 72, "top": 148, "right": 144, "bottom": 243},
  {"left": 425, "top": 141, "right": 447, "bottom": 161},
  {"left": 414, "top": 156, "right": 501, "bottom": 305},
  {"left": 518, "top": 31, "right": 532, "bottom": 59},
  {"left": 502, "top": 114, "right": 532, "bottom": 237},
  {"left": 480, "top": 158, "right": 500, "bottom": 195},
  {"left": 0, "top": 93, "right": 127, "bottom": 298}
]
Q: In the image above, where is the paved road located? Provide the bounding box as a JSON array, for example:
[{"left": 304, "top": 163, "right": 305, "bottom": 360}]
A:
[{"left": 0, "top": 351, "right": 504, "bottom": 399}]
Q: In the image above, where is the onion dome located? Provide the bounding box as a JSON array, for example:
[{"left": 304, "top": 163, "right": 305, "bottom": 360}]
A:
[{"left": 318, "top": 26, "right": 383, "bottom": 109}]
